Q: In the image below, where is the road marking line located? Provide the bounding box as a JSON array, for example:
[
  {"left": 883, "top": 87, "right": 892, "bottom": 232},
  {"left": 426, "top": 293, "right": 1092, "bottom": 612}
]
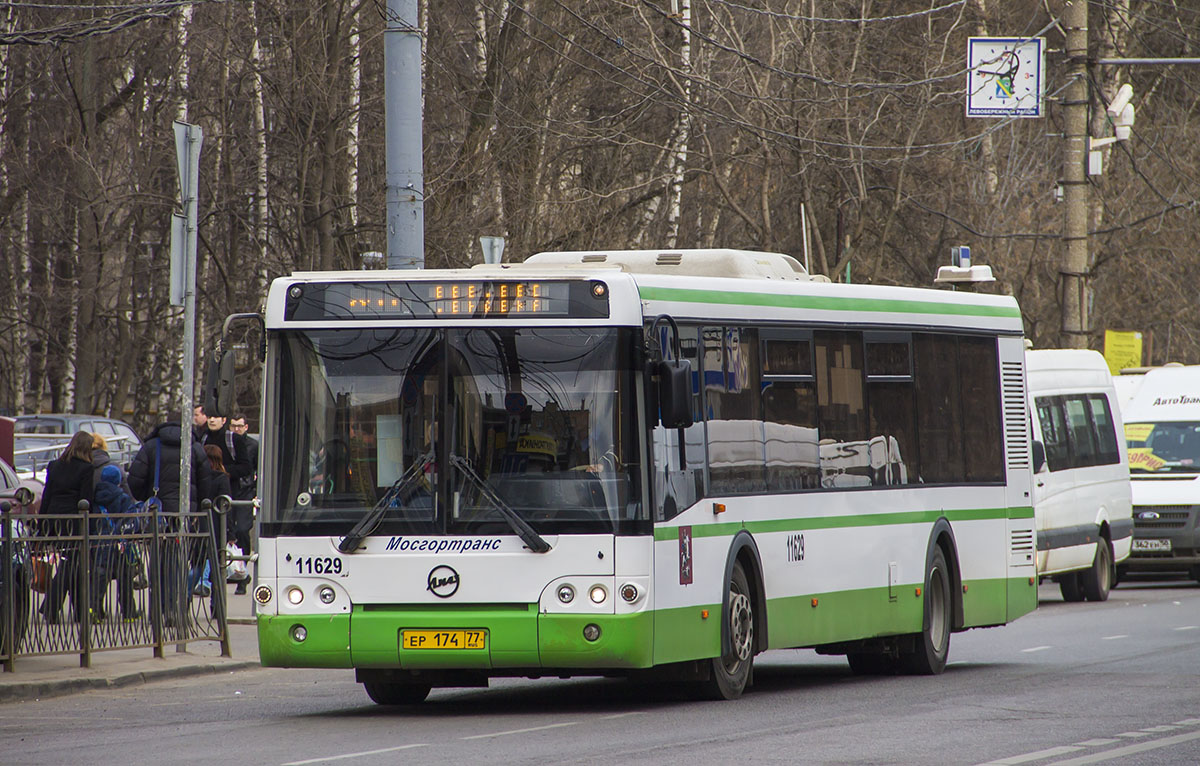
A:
[
  {"left": 282, "top": 744, "right": 428, "bottom": 765},
  {"left": 460, "top": 722, "right": 580, "bottom": 740},
  {"left": 974, "top": 745, "right": 1083, "bottom": 764},
  {"left": 1047, "top": 728, "right": 1200, "bottom": 765},
  {"left": 1021, "top": 645, "right": 1052, "bottom": 653},
  {"left": 1173, "top": 625, "right": 1198, "bottom": 631},
  {"left": 599, "top": 712, "right": 640, "bottom": 720},
  {"left": 1099, "top": 635, "right": 1127, "bottom": 640},
  {"left": 1174, "top": 718, "right": 1200, "bottom": 726},
  {"left": 1114, "top": 731, "right": 1150, "bottom": 738},
  {"left": 1073, "top": 739, "right": 1119, "bottom": 746}
]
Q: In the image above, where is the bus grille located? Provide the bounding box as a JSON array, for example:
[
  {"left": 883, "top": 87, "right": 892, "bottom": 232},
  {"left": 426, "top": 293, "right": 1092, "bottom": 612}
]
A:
[
  {"left": 1002, "top": 361, "right": 1029, "bottom": 469},
  {"left": 1010, "top": 529, "right": 1034, "bottom": 553}
]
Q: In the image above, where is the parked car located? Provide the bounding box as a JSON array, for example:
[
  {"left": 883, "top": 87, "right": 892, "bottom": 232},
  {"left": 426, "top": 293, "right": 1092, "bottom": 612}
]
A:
[
  {"left": 11, "top": 434, "right": 70, "bottom": 483},
  {"left": 0, "top": 457, "right": 41, "bottom": 657},
  {"left": 14, "top": 414, "right": 142, "bottom": 469}
]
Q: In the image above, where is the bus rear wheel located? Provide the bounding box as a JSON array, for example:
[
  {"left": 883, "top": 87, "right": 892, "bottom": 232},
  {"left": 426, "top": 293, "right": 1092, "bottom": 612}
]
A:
[
  {"left": 1080, "top": 540, "right": 1113, "bottom": 602},
  {"left": 702, "top": 561, "right": 754, "bottom": 700},
  {"left": 363, "top": 681, "right": 432, "bottom": 706},
  {"left": 901, "top": 546, "right": 951, "bottom": 675}
]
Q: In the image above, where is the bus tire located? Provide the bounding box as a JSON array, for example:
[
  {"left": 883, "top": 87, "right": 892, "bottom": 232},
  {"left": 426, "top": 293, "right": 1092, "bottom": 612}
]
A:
[
  {"left": 902, "top": 546, "right": 951, "bottom": 675},
  {"left": 1059, "top": 573, "right": 1084, "bottom": 602},
  {"left": 1080, "top": 539, "right": 1113, "bottom": 602},
  {"left": 702, "top": 560, "right": 754, "bottom": 700},
  {"left": 363, "top": 681, "right": 432, "bottom": 706}
]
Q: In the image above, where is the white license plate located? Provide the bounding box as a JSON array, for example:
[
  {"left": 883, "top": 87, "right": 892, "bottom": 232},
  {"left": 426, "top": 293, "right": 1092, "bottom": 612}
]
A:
[{"left": 1132, "top": 538, "right": 1172, "bottom": 553}]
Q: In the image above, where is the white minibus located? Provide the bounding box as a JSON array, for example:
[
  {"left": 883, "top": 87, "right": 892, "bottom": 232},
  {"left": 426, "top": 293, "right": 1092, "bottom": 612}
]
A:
[
  {"left": 1027, "top": 349, "right": 1133, "bottom": 601},
  {"left": 1121, "top": 365, "right": 1200, "bottom": 581}
]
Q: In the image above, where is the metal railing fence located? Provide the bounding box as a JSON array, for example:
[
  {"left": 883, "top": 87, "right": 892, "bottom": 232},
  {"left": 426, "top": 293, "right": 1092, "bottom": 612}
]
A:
[{"left": 0, "top": 497, "right": 230, "bottom": 671}]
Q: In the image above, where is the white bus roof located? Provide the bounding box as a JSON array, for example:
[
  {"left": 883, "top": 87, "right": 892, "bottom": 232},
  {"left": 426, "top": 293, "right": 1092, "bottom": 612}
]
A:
[
  {"left": 266, "top": 249, "right": 1023, "bottom": 334},
  {"left": 1026, "top": 349, "right": 1116, "bottom": 395}
]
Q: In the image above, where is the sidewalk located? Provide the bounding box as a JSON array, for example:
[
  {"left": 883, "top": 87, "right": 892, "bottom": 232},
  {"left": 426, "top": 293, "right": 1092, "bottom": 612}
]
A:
[{"left": 0, "top": 583, "right": 262, "bottom": 704}]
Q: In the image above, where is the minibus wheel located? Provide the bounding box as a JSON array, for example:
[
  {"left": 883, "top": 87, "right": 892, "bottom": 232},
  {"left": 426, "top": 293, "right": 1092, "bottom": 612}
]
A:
[{"left": 1080, "top": 540, "right": 1113, "bottom": 602}]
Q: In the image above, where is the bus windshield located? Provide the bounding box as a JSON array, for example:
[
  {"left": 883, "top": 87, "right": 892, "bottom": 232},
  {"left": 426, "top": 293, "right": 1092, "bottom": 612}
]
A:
[
  {"left": 1126, "top": 421, "right": 1200, "bottom": 473},
  {"left": 268, "top": 326, "right": 643, "bottom": 537}
]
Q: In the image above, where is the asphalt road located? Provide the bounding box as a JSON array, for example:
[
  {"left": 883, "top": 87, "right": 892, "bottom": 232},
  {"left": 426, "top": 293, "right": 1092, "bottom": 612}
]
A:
[{"left": 3, "top": 578, "right": 1199, "bottom": 766}]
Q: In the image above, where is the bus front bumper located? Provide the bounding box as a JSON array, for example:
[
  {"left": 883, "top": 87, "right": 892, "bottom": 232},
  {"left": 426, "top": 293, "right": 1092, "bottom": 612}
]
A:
[{"left": 258, "top": 605, "right": 654, "bottom": 671}]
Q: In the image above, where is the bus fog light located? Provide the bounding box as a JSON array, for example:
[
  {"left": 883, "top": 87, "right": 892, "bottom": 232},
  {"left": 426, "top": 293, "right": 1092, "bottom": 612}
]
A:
[
  {"left": 292, "top": 624, "right": 307, "bottom": 642},
  {"left": 254, "top": 585, "right": 273, "bottom": 605},
  {"left": 287, "top": 587, "right": 304, "bottom": 605},
  {"left": 318, "top": 585, "right": 336, "bottom": 604},
  {"left": 619, "top": 583, "right": 640, "bottom": 603},
  {"left": 582, "top": 623, "right": 601, "bottom": 642},
  {"left": 588, "top": 585, "right": 607, "bottom": 604},
  {"left": 557, "top": 584, "right": 575, "bottom": 604}
]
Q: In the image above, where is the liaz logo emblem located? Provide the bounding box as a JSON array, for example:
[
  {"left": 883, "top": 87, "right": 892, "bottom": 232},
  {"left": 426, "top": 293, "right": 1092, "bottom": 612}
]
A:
[
  {"left": 427, "top": 565, "right": 460, "bottom": 598},
  {"left": 1138, "top": 511, "right": 1161, "bottom": 520}
]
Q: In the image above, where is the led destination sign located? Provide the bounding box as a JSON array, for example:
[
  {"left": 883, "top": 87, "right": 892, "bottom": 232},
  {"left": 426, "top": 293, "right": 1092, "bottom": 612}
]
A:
[{"left": 285, "top": 280, "right": 609, "bottom": 321}]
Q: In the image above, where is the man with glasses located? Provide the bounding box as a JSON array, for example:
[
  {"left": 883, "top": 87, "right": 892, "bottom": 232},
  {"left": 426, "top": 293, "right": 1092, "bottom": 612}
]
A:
[{"left": 228, "top": 415, "right": 258, "bottom": 594}]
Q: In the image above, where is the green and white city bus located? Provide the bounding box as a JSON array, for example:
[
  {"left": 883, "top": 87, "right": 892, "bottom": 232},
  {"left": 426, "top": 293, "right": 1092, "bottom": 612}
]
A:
[{"left": 227, "top": 249, "right": 1037, "bottom": 704}]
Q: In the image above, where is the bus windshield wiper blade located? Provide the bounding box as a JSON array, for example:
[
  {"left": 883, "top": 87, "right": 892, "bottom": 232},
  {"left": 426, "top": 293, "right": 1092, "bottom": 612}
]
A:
[
  {"left": 450, "top": 454, "right": 551, "bottom": 553},
  {"left": 337, "top": 450, "right": 434, "bottom": 553}
]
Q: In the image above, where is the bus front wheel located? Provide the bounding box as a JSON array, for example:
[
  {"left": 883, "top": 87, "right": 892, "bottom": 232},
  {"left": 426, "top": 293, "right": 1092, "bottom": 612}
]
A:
[
  {"left": 363, "top": 681, "right": 432, "bottom": 706},
  {"left": 902, "top": 546, "right": 951, "bottom": 675},
  {"left": 702, "top": 560, "right": 755, "bottom": 700}
]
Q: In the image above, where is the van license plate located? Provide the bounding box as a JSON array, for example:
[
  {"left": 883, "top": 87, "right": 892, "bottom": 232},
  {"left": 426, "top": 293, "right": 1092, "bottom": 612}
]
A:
[
  {"left": 402, "top": 630, "right": 487, "bottom": 650},
  {"left": 1132, "top": 539, "right": 1171, "bottom": 553}
]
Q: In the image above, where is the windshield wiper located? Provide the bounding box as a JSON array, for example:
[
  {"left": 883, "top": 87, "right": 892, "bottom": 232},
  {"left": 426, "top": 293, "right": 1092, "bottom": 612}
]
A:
[
  {"left": 450, "top": 454, "right": 552, "bottom": 553},
  {"left": 337, "top": 449, "right": 434, "bottom": 553}
]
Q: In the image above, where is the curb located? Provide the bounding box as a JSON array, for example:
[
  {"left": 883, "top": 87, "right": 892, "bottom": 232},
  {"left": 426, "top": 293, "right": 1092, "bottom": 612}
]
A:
[{"left": 0, "top": 659, "right": 262, "bottom": 704}]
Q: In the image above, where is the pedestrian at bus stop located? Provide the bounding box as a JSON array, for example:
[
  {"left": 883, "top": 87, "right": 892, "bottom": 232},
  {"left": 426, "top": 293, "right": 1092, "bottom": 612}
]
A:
[
  {"left": 128, "top": 422, "right": 215, "bottom": 628},
  {"left": 91, "top": 464, "right": 141, "bottom": 620},
  {"left": 228, "top": 414, "right": 257, "bottom": 591},
  {"left": 192, "top": 405, "right": 208, "bottom": 443},
  {"left": 37, "top": 431, "right": 94, "bottom": 623}
]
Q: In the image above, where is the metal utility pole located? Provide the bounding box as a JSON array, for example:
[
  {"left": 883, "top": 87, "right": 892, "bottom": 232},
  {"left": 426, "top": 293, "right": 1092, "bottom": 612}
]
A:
[
  {"left": 385, "top": 0, "right": 424, "bottom": 269},
  {"left": 172, "top": 120, "right": 202, "bottom": 519},
  {"left": 1061, "top": 0, "right": 1089, "bottom": 348}
]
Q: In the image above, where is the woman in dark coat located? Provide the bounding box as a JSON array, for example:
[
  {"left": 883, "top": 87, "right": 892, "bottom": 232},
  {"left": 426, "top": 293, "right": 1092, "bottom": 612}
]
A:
[{"left": 38, "top": 431, "right": 94, "bottom": 622}]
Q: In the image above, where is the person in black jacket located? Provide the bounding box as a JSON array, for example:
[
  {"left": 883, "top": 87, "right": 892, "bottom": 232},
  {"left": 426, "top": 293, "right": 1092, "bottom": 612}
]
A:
[
  {"left": 127, "top": 422, "right": 215, "bottom": 628},
  {"left": 128, "top": 422, "right": 215, "bottom": 513},
  {"left": 38, "top": 431, "right": 95, "bottom": 623},
  {"left": 227, "top": 414, "right": 258, "bottom": 568}
]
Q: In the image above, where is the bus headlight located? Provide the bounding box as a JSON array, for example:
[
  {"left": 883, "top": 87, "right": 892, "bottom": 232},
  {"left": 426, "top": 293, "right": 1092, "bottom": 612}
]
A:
[
  {"left": 619, "top": 583, "right": 641, "bottom": 603},
  {"left": 318, "top": 585, "right": 336, "bottom": 604},
  {"left": 254, "top": 585, "right": 273, "bottom": 605},
  {"left": 589, "top": 585, "right": 607, "bottom": 604},
  {"left": 557, "top": 584, "right": 575, "bottom": 604},
  {"left": 287, "top": 587, "right": 304, "bottom": 605},
  {"left": 292, "top": 624, "right": 307, "bottom": 642}
]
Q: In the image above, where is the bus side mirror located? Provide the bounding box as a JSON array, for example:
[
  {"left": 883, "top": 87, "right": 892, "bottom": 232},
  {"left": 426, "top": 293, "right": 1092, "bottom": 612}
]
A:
[
  {"left": 205, "top": 350, "right": 237, "bottom": 418},
  {"left": 1032, "top": 440, "right": 1046, "bottom": 473},
  {"left": 657, "top": 359, "right": 694, "bottom": 429}
]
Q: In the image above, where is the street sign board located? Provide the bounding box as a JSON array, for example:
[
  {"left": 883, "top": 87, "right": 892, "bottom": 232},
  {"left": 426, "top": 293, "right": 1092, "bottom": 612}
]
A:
[{"left": 967, "top": 37, "right": 1045, "bottom": 118}]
